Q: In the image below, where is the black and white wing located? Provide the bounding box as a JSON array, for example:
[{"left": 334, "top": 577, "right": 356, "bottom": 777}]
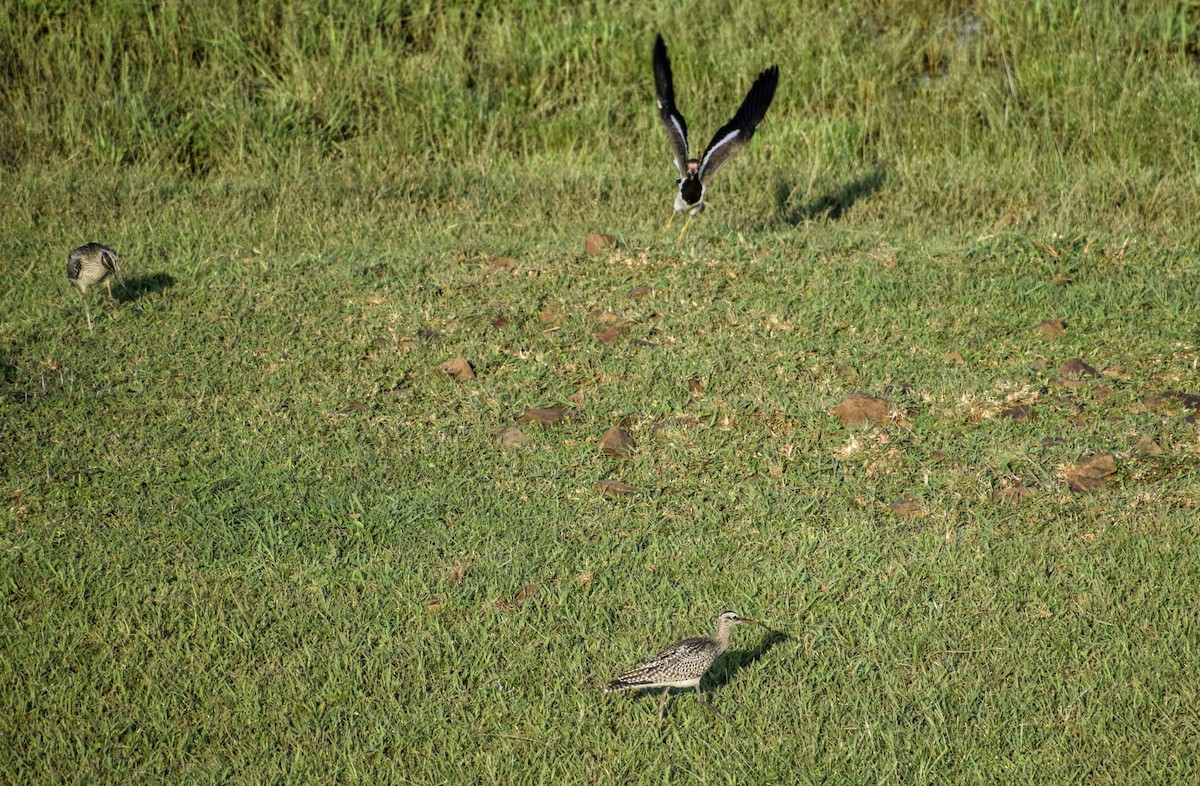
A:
[
  {"left": 698, "top": 64, "right": 779, "bottom": 186},
  {"left": 653, "top": 34, "right": 689, "bottom": 178}
]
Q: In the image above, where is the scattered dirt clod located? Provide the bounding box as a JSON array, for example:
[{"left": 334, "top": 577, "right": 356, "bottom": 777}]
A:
[
  {"left": 834, "top": 392, "right": 891, "bottom": 427},
  {"left": 585, "top": 233, "right": 615, "bottom": 255},
  {"left": 494, "top": 425, "right": 532, "bottom": 448},
  {"left": 486, "top": 257, "right": 517, "bottom": 275},
  {"left": 1063, "top": 453, "right": 1117, "bottom": 492},
  {"left": 1173, "top": 392, "right": 1200, "bottom": 409},
  {"left": 1000, "top": 405, "right": 1032, "bottom": 421},
  {"left": 594, "top": 479, "right": 640, "bottom": 497},
  {"left": 519, "top": 405, "right": 571, "bottom": 425},
  {"left": 599, "top": 427, "right": 635, "bottom": 458},
  {"left": 1103, "top": 365, "right": 1132, "bottom": 381},
  {"left": 1037, "top": 319, "right": 1066, "bottom": 339},
  {"left": 889, "top": 499, "right": 922, "bottom": 517},
  {"left": 1060, "top": 359, "right": 1100, "bottom": 378},
  {"left": 597, "top": 323, "right": 629, "bottom": 343},
  {"left": 628, "top": 285, "right": 652, "bottom": 300},
  {"left": 993, "top": 486, "right": 1037, "bottom": 504},
  {"left": 1132, "top": 435, "right": 1164, "bottom": 456},
  {"left": 440, "top": 357, "right": 475, "bottom": 380}
]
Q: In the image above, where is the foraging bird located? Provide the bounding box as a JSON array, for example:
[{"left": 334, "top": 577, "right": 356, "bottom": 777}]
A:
[
  {"left": 66, "top": 243, "right": 124, "bottom": 332},
  {"left": 606, "top": 610, "right": 759, "bottom": 719},
  {"left": 653, "top": 34, "right": 779, "bottom": 241}
]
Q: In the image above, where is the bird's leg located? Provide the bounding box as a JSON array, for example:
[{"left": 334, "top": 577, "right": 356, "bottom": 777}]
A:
[
  {"left": 678, "top": 212, "right": 695, "bottom": 240},
  {"left": 653, "top": 211, "right": 678, "bottom": 247},
  {"left": 105, "top": 279, "right": 115, "bottom": 303},
  {"left": 82, "top": 293, "right": 94, "bottom": 332},
  {"left": 695, "top": 685, "right": 723, "bottom": 719},
  {"left": 656, "top": 688, "right": 670, "bottom": 721}
]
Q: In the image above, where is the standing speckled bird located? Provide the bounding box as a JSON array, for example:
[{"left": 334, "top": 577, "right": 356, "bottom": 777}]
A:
[
  {"left": 66, "top": 243, "right": 124, "bottom": 332},
  {"left": 653, "top": 34, "right": 779, "bottom": 241},
  {"left": 605, "top": 610, "right": 759, "bottom": 719}
]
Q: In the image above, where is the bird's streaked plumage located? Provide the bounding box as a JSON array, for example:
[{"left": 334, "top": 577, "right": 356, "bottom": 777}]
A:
[
  {"left": 652, "top": 35, "right": 779, "bottom": 238},
  {"left": 606, "top": 610, "right": 758, "bottom": 719},
  {"left": 67, "top": 243, "right": 123, "bottom": 332}
]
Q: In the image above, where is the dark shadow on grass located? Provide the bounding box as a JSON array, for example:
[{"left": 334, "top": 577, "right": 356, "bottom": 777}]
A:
[
  {"left": 706, "top": 628, "right": 793, "bottom": 693},
  {"left": 116, "top": 272, "right": 175, "bottom": 303},
  {"left": 777, "top": 163, "right": 887, "bottom": 225}
]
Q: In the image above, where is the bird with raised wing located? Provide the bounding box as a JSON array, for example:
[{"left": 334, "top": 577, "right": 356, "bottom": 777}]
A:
[
  {"left": 66, "top": 243, "right": 124, "bottom": 332},
  {"left": 605, "top": 610, "right": 759, "bottom": 719},
  {"left": 652, "top": 34, "right": 779, "bottom": 241}
]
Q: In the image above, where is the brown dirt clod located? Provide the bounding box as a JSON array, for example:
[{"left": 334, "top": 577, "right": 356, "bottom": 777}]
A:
[
  {"left": 599, "top": 427, "right": 635, "bottom": 458},
  {"left": 594, "top": 479, "right": 640, "bottom": 497},
  {"left": 1064, "top": 453, "right": 1117, "bottom": 492},
  {"left": 834, "top": 392, "right": 891, "bottom": 427},
  {"left": 597, "top": 323, "right": 629, "bottom": 343},
  {"left": 585, "top": 233, "right": 616, "bottom": 255},
  {"left": 1060, "top": 359, "right": 1100, "bottom": 379},
  {"left": 1037, "top": 318, "right": 1066, "bottom": 339},
  {"left": 494, "top": 425, "right": 532, "bottom": 448},
  {"left": 440, "top": 357, "right": 475, "bottom": 381},
  {"left": 518, "top": 405, "right": 571, "bottom": 425},
  {"left": 888, "top": 499, "right": 922, "bottom": 517}
]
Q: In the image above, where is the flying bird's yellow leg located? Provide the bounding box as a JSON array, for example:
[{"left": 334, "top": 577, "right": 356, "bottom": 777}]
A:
[
  {"left": 652, "top": 211, "right": 678, "bottom": 247},
  {"left": 678, "top": 212, "right": 695, "bottom": 240}
]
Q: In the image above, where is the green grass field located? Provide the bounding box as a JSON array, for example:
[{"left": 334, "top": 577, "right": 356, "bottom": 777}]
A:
[{"left": 3, "top": 1, "right": 1200, "bottom": 783}]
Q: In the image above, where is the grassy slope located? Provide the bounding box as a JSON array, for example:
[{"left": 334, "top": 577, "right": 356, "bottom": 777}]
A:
[{"left": 2, "top": 1, "right": 1200, "bottom": 783}]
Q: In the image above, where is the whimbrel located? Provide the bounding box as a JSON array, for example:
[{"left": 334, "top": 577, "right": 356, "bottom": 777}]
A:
[
  {"left": 66, "top": 243, "right": 124, "bottom": 332},
  {"left": 652, "top": 34, "right": 779, "bottom": 241},
  {"left": 605, "top": 609, "right": 758, "bottom": 719}
]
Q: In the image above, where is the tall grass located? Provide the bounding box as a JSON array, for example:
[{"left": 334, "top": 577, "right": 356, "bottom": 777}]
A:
[
  {"left": 3, "top": 3, "right": 1200, "bottom": 783},
  {"left": 4, "top": 1, "right": 1199, "bottom": 200}
]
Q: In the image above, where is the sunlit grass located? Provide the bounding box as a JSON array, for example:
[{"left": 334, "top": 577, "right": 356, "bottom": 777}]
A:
[{"left": 3, "top": 1, "right": 1200, "bottom": 783}]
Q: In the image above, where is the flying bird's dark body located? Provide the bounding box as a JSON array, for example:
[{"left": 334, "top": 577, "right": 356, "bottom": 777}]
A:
[{"left": 652, "top": 34, "right": 779, "bottom": 236}]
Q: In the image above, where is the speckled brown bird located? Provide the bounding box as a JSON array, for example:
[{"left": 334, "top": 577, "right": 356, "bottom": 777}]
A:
[
  {"left": 605, "top": 610, "right": 758, "bottom": 719},
  {"left": 66, "top": 243, "right": 124, "bottom": 331}
]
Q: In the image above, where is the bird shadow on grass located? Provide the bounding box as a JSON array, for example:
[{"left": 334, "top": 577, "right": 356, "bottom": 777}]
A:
[
  {"left": 707, "top": 628, "right": 794, "bottom": 693},
  {"left": 775, "top": 163, "right": 887, "bottom": 226},
  {"left": 116, "top": 272, "right": 175, "bottom": 303}
]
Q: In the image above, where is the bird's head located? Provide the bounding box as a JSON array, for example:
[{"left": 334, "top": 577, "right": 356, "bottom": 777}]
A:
[{"left": 718, "top": 610, "right": 758, "bottom": 627}]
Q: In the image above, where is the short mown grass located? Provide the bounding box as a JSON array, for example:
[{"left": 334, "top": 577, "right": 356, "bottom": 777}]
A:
[{"left": 3, "top": 1, "right": 1200, "bottom": 783}]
